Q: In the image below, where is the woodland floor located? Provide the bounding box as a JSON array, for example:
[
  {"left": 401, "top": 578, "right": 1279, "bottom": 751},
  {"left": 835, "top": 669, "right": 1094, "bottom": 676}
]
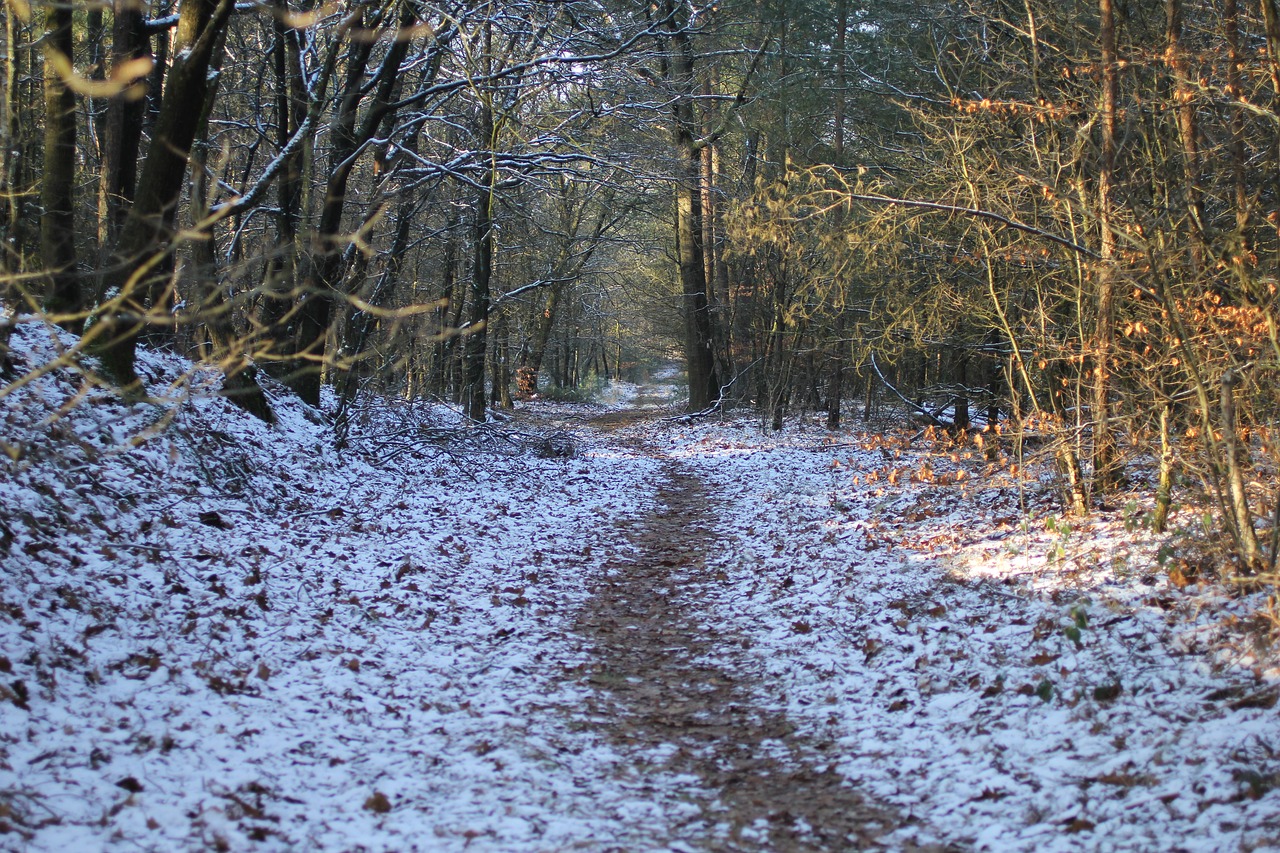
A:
[
  {"left": 568, "top": 407, "right": 902, "bottom": 850},
  {"left": 3, "top": 328, "right": 1280, "bottom": 851}
]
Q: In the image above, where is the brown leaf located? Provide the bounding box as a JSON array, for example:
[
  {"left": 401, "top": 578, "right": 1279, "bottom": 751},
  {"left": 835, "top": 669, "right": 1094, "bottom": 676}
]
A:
[
  {"left": 1230, "top": 688, "right": 1279, "bottom": 710},
  {"left": 116, "top": 777, "right": 144, "bottom": 793},
  {"left": 1093, "top": 682, "right": 1123, "bottom": 703},
  {"left": 364, "top": 791, "right": 392, "bottom": 814},
  {"left": 198, "top": 510, "right": 232, "bottom": 529},
  {"left": 971, "top": 788, "right": 1008, "bottom": 802},
  {"left": 2, "top": 680, "right": 29, "bottom": 711},
  {"left": 1063, "top": 817, "right": 1095, "bottom": 833}
]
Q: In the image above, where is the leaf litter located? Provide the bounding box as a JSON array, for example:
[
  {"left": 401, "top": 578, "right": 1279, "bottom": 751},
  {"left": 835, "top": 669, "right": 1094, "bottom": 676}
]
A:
[
  {"left": 2, "top": 326, "right": 1279, "bottom": 850},
  {"left": 650, "top": 414, "right": 1280, "bottom": 852}
]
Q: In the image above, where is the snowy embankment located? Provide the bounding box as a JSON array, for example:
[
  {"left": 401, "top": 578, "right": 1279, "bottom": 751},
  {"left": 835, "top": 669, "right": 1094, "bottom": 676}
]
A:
[
  {"left": 0, "top": 326, "right": 677, "bottom": 850},
  {"left": 658, "top": 417, "right": 1280, "bottom": 852},
  {"left": 5, "top": 324, "right": 1280, "bottom": 851}
]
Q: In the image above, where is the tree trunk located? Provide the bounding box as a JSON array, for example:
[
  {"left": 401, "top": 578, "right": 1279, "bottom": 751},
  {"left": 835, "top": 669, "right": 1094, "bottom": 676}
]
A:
[
  {"left": 1153, "top": 401, "right": 1174, "bottom": 533},
  {"left": 258, "top": 0, "right": 307, "bottom": 379},
  {"left": 952, "top": 350, "right": 970, "bottom": 431},
  {"left": 191, "top": 128, "right": 274, "bottom": 424},
  {"left": 1221, "top": 371, "right": 1263, "bottom": 570},
  {"left": 463, "top": 40, "right": 496, "bottom": 422},
  {"left": 143, "top": 0, "right": 171, "bottom": 135},
  {"left": 826, "top": 310, "right": 847, "bottom": 430},
  {"left": 659, "top": 0, "right": 720, "bottom": 412},
  {"left": 1226, "top": 0, "right": 1249, "bottom": 244},
  {"left": 1, "top": 5, "right": 28, "bottom": 372},
  {"left": 430, "top": 204, "right": 461, "bottom": 397},
  {"left": 825, "top": 348, "right": 844, "bottom": 430},
  {"left": 1262, "top": 0, "right": 1280, "bottom": 200},
  {"left": 524, "top": 283, "right": 564, "bottom": 389},
  {"left": 833, "top": 0, "right": 847, "bottom": 161},
  {"left": 1165, "top": 0, "right": 1205, "bottom": 269},
  {"left": 98, "top": 0, "right": 151, "bottom": 252},
  {"left": 1092, "top": 0, "right": 1120, "bottom": 496},
  {"left": 283, "top": 2, "right": 415, "bottom": 407},
  {"left": 489, "top": 313, "right": 512, "bottom": 409},
  {"left": 282, "top": 11, "right": 376, "bottom": 406},
  {"left": 41, "top": 0, "right": 80, "bottom": 330},
  {"left": 95, "top": 0, "right": 236, "bottom": 389},
  {"left": 676, "top": 141, "right": 720, "bottom": 410}
]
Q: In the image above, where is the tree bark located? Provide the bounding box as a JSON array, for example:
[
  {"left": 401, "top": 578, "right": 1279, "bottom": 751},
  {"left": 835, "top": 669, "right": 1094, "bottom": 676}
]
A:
[
  {"left": 280, "top": 2, "right": 416, "bottom": 406},
  {"left": 41, "top": 0, "right": 80, "bottom": 330},
  {"left": 1153, "top": 401, "right": 1174, "bottom": 533},
  {"left": 430, "top": 203, "right": 461, "bottom": 398},
  {"left": 1221, "top": 371, "right": 1263, "bottom": 571},
  {"left": 1225, "top": 0, "right": 1249, "bottom": 244},
  {"left": 1092, "top": 0, "right": 1120, "bottom": 496},
  {"left": 1165, "top": 0, "right": 1205, "bottom": 269},
  {"left": 524, "top": 283, "right": 564, "bottom": 388},
  {"left": 95, "top": 0, "right": 236, "bottom": 389},
  {"left": 462, "top": 21, "right": 496, "bottom": 422},
  {"left": 1261, "top": 0, "right": 1280, "bottom": 200},
  {"left": 98, "top": 0, "right": 151, "bottom": 251},
  {"left": 281, "top": 9, "right": 376, "bottom": 406},
  {"left": 257, "top": 1, "right": 308, "bottom": 385},
  {"left": 676, "top": 139, "right": 720, "bottom": 410},
  {"left": 462, "top": 170, "right": 496, "bottom": 421},
  {"left": 658, "top": 0, "right": 720, "bottom": 412},
  {"left": 825, "top": 317, "right": 845, "bottom": 430},
  {"left": 833, "top": 0, "right": 847, "bottom": 161}
]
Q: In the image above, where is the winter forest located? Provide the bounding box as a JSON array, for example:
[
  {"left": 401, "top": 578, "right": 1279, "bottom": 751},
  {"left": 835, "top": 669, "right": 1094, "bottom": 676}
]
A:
[{"left": 4, "top": 0, "right": 1280, "bottom": 848}]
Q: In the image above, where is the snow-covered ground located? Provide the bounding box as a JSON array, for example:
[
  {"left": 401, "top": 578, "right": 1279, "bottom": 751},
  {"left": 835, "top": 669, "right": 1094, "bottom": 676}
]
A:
[
  {"left": 655, "top": 417, "right": 1280, "bottom": 851},
  {"left": 0, "top": 327, "right": 694, "bottom": 850},
  {"left": 3, "top": 325, "right": 1279, "bottom": 851}
]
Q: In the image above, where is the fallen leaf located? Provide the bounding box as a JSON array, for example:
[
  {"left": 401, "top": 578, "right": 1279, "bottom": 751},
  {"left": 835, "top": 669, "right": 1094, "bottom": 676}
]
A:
[
  {"left": 198, "top": 510, "right": 231, "bottom": 529},
  {"left": 1093, "top": 682, "right": 1122, "bottom": 702},
  {"left": 364, "top": 791, "right": 391, "bottom": 813}
]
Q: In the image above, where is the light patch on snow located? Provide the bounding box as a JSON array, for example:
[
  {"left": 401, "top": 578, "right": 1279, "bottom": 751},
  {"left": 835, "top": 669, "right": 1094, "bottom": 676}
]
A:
[
  {"left": 0, "top": 326, "right": 696, "bottom": 850},
  {"left": 4, "top": 333, "right": 1279, "bottom": 851},
  {"left": 652, "top": 414, "right": 1280, "bottom": 851}
]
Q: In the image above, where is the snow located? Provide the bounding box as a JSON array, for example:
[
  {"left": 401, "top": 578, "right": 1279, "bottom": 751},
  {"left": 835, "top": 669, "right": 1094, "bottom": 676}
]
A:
[
  {"left": 2, "top": 324, "right": 1279, "bottom": 850},
  {"left": 1, "top": 325, "right": 687, "bottom": 850},
  {"left": 652, "top": 416, "right": 1280, "bottom": 851}
]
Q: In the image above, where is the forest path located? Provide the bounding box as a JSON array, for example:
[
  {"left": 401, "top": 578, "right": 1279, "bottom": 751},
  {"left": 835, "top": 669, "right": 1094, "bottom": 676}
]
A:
[{"left": 565, "top": 403, "right": 900, "bottom": 850}]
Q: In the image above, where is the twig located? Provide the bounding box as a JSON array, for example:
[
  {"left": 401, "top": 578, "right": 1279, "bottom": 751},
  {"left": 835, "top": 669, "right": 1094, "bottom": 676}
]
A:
[
  {"left": 660, "top": 358, "right": 761, "bottom": 424},
  {"left": 869, "top": 352, "right": 946, "bottom": 427}
]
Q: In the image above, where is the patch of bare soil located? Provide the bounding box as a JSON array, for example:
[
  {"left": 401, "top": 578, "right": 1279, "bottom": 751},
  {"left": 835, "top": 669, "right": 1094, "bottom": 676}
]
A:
[{"left": 572, "top": 422, "right": 904, "bottom": 850}]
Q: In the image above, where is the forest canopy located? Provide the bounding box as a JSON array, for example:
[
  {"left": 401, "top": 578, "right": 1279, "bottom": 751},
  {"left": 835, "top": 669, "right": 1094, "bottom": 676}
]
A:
[{"left": 3, "top": 0, "right": 1280, "bottom": 574}]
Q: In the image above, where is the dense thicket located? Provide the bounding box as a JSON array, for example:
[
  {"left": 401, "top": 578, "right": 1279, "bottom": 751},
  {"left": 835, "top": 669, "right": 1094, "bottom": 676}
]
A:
[{"left": 2, "top": 0, "right": 1279, "bottom": 574}]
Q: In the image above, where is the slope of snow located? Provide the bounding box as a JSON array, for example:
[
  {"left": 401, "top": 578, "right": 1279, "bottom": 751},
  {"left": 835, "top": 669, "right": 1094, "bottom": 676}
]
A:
[
  {"left": 4, "top": 323, "right": 1279, "bottom": 851},
  {"left": 656, "top": 415, "right": 1280, "bottom": 852},
  {"left": 0, "top": 325, "right": 690, "bottom": 851}
]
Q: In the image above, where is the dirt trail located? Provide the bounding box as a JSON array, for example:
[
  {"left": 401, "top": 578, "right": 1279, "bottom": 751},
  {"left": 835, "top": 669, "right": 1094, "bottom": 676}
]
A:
[{"left": 571, "top": 407, "right": 900, "bottom": 850}]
